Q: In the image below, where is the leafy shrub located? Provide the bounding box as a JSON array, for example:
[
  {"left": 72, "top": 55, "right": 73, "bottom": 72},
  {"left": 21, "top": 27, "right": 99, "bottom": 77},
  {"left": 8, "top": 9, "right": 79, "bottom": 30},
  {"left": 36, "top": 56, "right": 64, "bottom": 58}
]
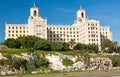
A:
[
  {"left": 110, "top": 55, "right": 120, "bottom": 67},
  {"left": 35, "top": 58, "right": 49, "bottom": 68},
  {"left": 34, "top": 40, "right": 51, "bottom": 51},
  {"left": 50, "top": 42, "right": 63, "bottom": 51},
  {"left": 62, "top": 58, "right": 74, "bottom": 66}
]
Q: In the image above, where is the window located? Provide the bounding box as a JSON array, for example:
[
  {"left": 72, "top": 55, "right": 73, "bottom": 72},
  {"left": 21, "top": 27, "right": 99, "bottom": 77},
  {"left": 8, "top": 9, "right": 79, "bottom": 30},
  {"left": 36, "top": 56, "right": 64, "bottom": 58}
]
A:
[
  {"left": 88, "top": 24, "right": 89, "bottom": 26},
  {"left": 81, "top": 12, "right": 84, "bottom": 18},
  {"left": 34, "top": 10, "right": 37, "bottom": 16},
  {"left": 88, "top": 27, "right": 90, "bottom": 30},
  {"left": 89, "top": 39, "right": 90, "bottom": 41}
]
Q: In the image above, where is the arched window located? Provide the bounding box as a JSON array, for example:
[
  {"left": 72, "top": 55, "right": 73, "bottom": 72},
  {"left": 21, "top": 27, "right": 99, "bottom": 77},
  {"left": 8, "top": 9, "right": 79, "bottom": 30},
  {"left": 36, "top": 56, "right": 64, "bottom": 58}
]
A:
[
  {"left": 81, "top": 12, "right": 84, "bottom": 18},
  {"left": 34, "top": 10, "right": 37, "bottom": 16}
]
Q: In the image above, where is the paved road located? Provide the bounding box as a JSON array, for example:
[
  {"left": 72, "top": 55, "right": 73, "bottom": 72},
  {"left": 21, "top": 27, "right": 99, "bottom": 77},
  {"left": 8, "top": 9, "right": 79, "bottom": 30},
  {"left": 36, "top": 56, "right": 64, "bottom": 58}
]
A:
[
  {"left": 6, "top": 71, "right": 120, "bottom": 77},
  {"left": 39, "top": 71, "right": 120, "bottom": 77}
]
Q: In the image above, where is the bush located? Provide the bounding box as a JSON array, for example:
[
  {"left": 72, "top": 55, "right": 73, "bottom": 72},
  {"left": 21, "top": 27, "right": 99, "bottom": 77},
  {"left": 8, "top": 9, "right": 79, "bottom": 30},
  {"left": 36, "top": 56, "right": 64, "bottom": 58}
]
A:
[
  {"left": 61, "top": 43, "right": 70, "bottom": 51},
  {"left": 74, "top": 43, "right": 98, "bottom": 53},
  {"left": 110, "top": 55, "right": 120, "bottom": 67},
  {"left": 4, "top": 38, "right": 21, "bottom": 48},
  {"left": 34, "top": 40, "right": 51, "bottom": 51},
  {"left": 50, "top": 42, "right": 63, "bottom": 51},
  {"left": 35, "top": 57, "right": 49, "bottom": 68},
  {"left": 62, "top": 58, "right": 74, "bottom": 67}
]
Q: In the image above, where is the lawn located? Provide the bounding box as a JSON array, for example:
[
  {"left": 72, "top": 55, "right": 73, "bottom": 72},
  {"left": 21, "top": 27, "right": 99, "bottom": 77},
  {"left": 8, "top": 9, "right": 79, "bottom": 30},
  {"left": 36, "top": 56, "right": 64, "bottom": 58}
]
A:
[{"left": 0, "top": 48, "right": 28, "bottom": 55}]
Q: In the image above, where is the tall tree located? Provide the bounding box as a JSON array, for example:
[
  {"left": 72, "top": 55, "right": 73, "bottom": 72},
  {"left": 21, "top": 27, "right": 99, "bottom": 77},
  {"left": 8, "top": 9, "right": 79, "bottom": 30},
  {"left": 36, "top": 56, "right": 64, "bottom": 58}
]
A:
[
  {"left": 101, "top": 39, "right": 118, "bottom": 53},
  {"left": 68, "top": 39, "right": 76, "bottom": 49},
  {"left": 61, "top": 43, "right": 70, "bottom": 51}
]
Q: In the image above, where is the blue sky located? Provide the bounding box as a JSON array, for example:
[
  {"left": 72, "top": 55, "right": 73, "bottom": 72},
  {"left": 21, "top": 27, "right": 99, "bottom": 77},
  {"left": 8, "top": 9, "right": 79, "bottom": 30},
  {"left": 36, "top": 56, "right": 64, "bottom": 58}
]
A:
[{"left": 0, "top": 0, "right": 120, "bottom": 44}]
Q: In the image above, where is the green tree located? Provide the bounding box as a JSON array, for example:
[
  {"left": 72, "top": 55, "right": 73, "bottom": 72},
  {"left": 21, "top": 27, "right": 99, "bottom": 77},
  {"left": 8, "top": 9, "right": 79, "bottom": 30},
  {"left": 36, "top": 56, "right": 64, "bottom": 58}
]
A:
[
  {"left": 101, "top": 39, "right": 118, "bottom": 53},
  {"left": 110, "top": 55, "right": 120, "bottom": 67},
  {"left": 17, "top": 36, "right": 40, "bottom": 48},
  {"left": 4, "top": 38, "right": 21, "bottom": 48},
  {"left": 117, "top": 46, "right": 120, "bottom": 54},
  {"left": 61, "top": 43, "right": 70, "bottom": 51},
  {"left": 79, "top": 50, "right": 90, "bottom": 69},
  {"left": 86, "top": 44, "right": 98, "bottom": 53},
  {"left": 50, "top": 42, "right": 63, "bottom": 51},
  {"left": 68, "top": 39, "right": 76, "bottom": 49},
  {"left": 74, "top": 43, "right": 85, "bottom": 50},
  {"left": 34, "top": 39, "right": 51, "bottom": 51},
  {"left": 74, "top": 43, "right": 98, "bottom": 53},
  {"left": 17, "top": 36, "right": 40, "bottom": 52}
]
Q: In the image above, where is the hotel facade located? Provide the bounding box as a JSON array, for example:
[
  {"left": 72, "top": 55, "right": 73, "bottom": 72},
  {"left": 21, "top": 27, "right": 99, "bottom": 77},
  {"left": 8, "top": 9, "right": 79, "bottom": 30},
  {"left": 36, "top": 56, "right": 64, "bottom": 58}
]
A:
[{"left": 5, "top": 5, "right": 112, "bottom": 49}]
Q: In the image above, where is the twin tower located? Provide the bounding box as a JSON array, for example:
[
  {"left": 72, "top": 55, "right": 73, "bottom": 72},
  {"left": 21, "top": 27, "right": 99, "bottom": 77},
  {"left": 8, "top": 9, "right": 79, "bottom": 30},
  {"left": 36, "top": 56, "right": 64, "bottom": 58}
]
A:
[{"left": 5, "top": 4, "right": 112, "bottom": 49}]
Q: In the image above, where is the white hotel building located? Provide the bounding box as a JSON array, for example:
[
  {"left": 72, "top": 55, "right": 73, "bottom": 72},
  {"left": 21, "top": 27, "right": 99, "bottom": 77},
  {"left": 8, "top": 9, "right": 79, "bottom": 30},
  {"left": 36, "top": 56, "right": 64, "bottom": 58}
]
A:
[{"left": 5, "top": 5, "right": 112, "bottom": 48}]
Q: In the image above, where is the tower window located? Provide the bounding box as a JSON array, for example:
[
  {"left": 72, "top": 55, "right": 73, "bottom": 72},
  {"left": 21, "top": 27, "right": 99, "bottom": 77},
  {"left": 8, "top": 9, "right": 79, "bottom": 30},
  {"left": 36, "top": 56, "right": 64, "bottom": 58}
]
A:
[
  {"left": 34, "top": 10, "right": 37, "bottom": 16},
  {"left": 81, "top": 12, "right": 84, "bottom": 18}
]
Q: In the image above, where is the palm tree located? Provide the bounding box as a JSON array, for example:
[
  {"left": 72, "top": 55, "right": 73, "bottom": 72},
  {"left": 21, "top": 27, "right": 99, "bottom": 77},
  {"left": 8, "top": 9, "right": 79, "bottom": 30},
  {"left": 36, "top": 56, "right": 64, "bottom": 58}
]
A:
[{"left": 68, "top": 39, "right": 76, "bottom": 49}]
